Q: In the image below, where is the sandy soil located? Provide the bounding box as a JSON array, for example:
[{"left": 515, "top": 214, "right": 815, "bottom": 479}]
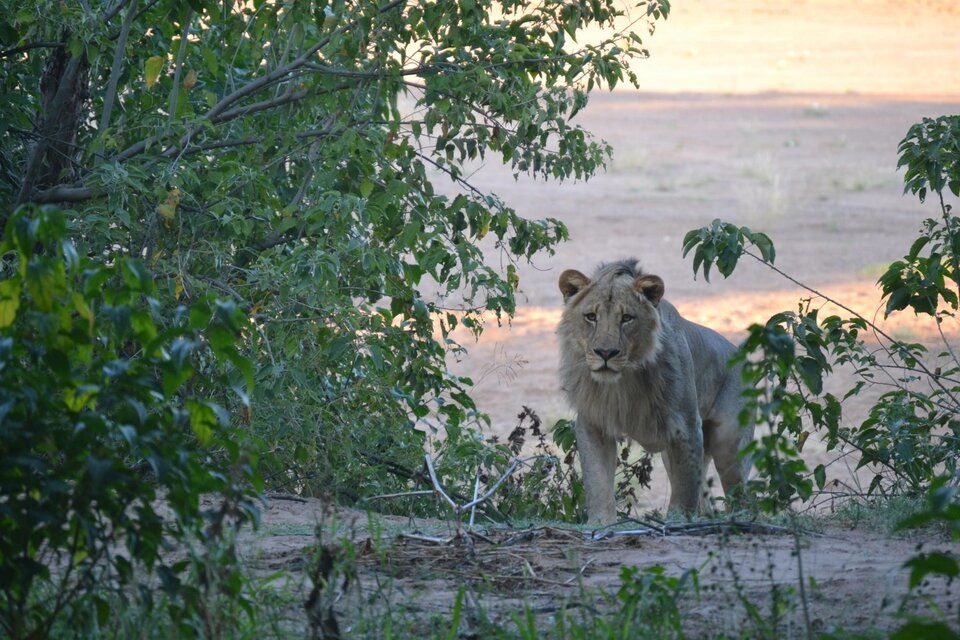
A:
[
  {"left": 248, "top": 1, "right": 960, "bottom": 634},
  {"left": 249, "top": 496, "right": 957, "bottom": 636}
]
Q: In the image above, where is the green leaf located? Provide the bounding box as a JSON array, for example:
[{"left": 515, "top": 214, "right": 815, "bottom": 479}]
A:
[
  {"left": 187, "top": 399, "right": 218, "bottom": 447},
  {"left": 145, "top": 55, "right": 165, "bottom": 90},
  {"left": 752, "top": 232, "right": 776, "bottom": 264},
  {"left": 892, "top": 621, "right": 960, "bottom": 640},
  {"left": 905, "top": 552, "right": 959, "bottom": 588},
  {"left": 359, "top": 179, "right": 375, "bottom": 198},
  {"left": 25, "top": 259, "right": 65, "bottom": 312},
  {"left": 0, "top": 279, "right": 21, "bottom": 328},
  {"left": 813, "top": 464, "right": 826, "bottom": 490}
]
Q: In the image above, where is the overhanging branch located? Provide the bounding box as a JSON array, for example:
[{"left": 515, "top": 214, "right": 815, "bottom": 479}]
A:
[
  {"left": 0, "top": 42, "right": 64, "bottom": 59},
  {"left": 31, "top": 185, "right": 95, "bottom": 203}
]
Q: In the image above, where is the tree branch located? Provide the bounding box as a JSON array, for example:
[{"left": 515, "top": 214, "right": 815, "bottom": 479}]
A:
[
  {"left": 743, "top": 248, "right": 960, "bottom": 408},
  {"left": 168, "top": 9, "right": 194, "bottom": 125},
  {"left": 304, "top": 62, "right": 445, "bottom": 79},
  {"left": 204, "top": 0, "right": 406, "bottom": 122},
  {"left": 182, "top": 136, "right": 263, "bottom": 155},
  {"left": 0, "top": 42, "right": 64, "bottom": 59},
  {"left": 113, "top": 137, "right": 151, "bottom": 163},
  {"left": 211, "top": 86, "right": 310, "bottom": 124},
  {"left": 97, "top": 0, "right": 139, "bottom": 148},
  {"left": 31, "top": 185, "right": 95, "bottom": 203},
  {"left": 20, "top": 0, "right": 411, "bottom": 203},
  {"left": 107, "top": 0, "right": 161, "bottom": 40},
  {"left": 104, "top": 0, "right": 135, "bottom": 22},
  {"left": 17, "top": 55, "right": 84, "bottom": 204}
]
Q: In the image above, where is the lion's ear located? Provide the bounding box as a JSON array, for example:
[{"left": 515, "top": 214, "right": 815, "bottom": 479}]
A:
[
  {"left": 559, "top": 269, "right": 590, "bottom": 302},
  {"left": 634, "top": 274, "right": 665, "bottom": 306}
]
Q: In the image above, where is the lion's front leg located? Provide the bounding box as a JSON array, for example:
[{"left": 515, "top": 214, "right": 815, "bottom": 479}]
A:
[
  {"left": 662, "top": 414, "right": 705, "bottom": 514},
  {"left": 575, "top": 417, "right": 617, "bottom": 524}
]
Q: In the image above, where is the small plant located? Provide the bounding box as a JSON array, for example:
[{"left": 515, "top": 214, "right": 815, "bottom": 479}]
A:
[{"left": 553, "top": 564, "right": 697, "bottom": 639}]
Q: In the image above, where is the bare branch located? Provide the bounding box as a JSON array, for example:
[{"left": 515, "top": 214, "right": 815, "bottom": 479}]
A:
[
  {"left": 461, "top": 458, "right": 521, "bottom": 512},
  {"left": 98, "top": 0, "right": 139, "bottom": 148},
  {"left": 168, "top": 9, "right": 194, "bottom": 126},
  {"left": 424, "top": 454, "right": 458, "bottom": 511},
  {"left": 31, "top": 185, "right": 95, "bottom": 203}
]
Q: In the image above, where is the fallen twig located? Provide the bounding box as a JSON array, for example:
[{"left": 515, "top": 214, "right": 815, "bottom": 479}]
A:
[
  {"left": 362, "top": 489, "right": 435, "bottom": 502},
  {"left": 589, "top": 518, "right": 804, "bottom": 541},
  {"left": 564, "top": 557, "right": 596, "bottom": 585},
  {"left": 397, "top": 533, "right": 453, "bottom": 545},
  {"left": 264, "top": 493, "right": 308, "bottom": 503}
]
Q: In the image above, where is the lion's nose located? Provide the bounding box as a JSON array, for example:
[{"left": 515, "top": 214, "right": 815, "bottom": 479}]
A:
[{"left": 594, "top": 348, "right": 620, "bottom": 362}]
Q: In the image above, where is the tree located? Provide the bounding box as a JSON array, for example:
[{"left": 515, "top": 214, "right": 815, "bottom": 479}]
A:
[{"left": 1, "top": 0, "right": 670, "bottom": 500}]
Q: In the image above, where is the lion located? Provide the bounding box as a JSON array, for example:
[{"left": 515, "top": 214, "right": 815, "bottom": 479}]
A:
[{"left": 558, "top": 259, "right": 753, "bottom": 523}]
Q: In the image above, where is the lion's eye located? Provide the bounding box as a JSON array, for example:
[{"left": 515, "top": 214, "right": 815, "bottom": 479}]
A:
[
  {"left": 621, "top": 314, "right": 635, "bottom": 324},
  {"left": 584, "top": 312, "right": 597, "bottom": 323}
]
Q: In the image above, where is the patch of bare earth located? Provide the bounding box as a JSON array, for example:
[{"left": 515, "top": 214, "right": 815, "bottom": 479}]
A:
[
  {"left": 245, "top": 496, "right": 957, "bottom": 635},
  {"left": 245, "top": 0, "right": 960, "bottom": 634}
]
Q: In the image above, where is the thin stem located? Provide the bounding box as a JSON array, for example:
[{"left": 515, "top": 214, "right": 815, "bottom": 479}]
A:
[
  {"left": 791, "top": 514, "right": 813, "bottom": 640},
  {"left": 744, "top": 248, "right": 960, "bottom": 408},
  {"left": 461, "top": 458, "right": 521, "bottom": 513}
]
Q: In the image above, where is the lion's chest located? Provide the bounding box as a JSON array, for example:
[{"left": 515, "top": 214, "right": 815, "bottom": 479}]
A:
[{"left": 574, "top": 380, "right": 669, "bottom": 452}]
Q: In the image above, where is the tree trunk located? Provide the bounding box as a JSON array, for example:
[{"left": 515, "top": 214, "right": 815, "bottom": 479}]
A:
[{"left": 15, "top": 39, "right": 89, "bottom": 207}]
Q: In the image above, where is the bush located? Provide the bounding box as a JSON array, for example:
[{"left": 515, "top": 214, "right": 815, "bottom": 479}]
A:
[
  {"left": 683, "top": 113, "right": 960, "bottom": 640},
  {"left": 0, "top": 206, "right": 261, "bottom": 638},
  {"left": 1, "top": 0, "right": 670, "bottom": 509},
  {"left": 682, "top": 115, "right": 960, "bottom": 511}
]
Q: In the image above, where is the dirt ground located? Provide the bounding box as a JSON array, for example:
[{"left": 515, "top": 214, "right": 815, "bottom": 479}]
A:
[{"left": 248, "top": 1, "right": 960, "bottom": 635}]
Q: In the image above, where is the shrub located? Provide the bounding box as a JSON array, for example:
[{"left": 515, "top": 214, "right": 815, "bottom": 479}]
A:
[
  {"left": 682, "top": 116, "right": 960, "bottom": 511},
  {"left": 0, "top": 206, "right": 261, "bottom": 638}
]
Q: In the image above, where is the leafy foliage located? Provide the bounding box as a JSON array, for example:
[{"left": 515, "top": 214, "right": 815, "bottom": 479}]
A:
[
  {"left": 683, "top": 115, "right": 960, "bottom": 509},
  {"left": 898, "top": 115, "right": 960, "bottom": 203},
  {"left": 0, "top": 0, "right": 671, "bottom": 505},
  {"left": 0, "top": 206, "right": 260, "bottom": 638},
  {"left": 682, "top": 218, "right": 774, "bottom": 282},
  {"left": 685, "top": 114, "right": 960, "bottom": 640}
]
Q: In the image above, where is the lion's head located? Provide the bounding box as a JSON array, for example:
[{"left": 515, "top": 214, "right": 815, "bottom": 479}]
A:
[{"left": 558, "top": 260, "right": 664, "bottom": 383}]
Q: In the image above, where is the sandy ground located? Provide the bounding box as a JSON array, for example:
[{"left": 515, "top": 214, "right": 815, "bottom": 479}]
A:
[
  {"left": 250, "top": 1, "right": 960, "bottom": 634},
  {"left": 249, "top": 496, "right": 957, "bottom": 636}
]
